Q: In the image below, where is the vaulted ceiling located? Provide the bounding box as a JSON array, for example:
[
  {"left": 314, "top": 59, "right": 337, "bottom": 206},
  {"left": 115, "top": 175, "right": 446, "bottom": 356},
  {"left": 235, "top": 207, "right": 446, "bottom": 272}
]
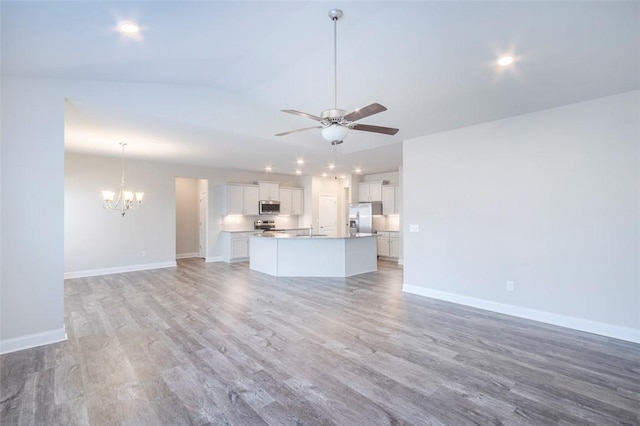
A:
[{"left": 2, "top": 1, "right": 638, "bottom": 177}]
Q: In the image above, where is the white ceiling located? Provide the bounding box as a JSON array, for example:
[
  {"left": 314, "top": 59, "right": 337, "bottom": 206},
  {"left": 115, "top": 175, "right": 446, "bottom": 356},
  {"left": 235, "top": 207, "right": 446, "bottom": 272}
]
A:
[{"left": 2, "top": 1, "right": 638, "bottom": 177}]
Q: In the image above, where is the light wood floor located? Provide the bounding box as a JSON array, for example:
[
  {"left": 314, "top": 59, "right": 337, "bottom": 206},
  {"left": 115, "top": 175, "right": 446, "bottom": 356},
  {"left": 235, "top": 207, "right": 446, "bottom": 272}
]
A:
[{"left": 1, "top": 259, "right": 638, "bottom": 425}]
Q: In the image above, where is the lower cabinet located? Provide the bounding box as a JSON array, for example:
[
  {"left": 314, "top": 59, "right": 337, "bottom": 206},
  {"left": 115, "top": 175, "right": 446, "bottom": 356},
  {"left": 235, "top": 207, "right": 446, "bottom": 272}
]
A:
[
  {"left": 231, "top": 235, "right": 249, "bottom": 259},
  {"left": 222, "top": 232, "right": 254, "bottom": 262},
  {"left": 377, "top": 231, "right": 400, "bottom": 259}
]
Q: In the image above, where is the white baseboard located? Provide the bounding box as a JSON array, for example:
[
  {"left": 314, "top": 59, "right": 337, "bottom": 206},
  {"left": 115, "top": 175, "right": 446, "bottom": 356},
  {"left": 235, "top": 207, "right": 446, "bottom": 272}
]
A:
[
  {"left": 176, "top": 252, "right": 200, "bottom": 259},
  {"left": 402, "top": 284, "right": 640, "bottom": 344},
  {"left": 0, "top": 327, "right": 67, "bottom": 355},
  {"left": 64, "top": 261, "right": 177, "bottom": 279},
  {"left": 206, "top": 256, "right": 223, "bottom": 263}
]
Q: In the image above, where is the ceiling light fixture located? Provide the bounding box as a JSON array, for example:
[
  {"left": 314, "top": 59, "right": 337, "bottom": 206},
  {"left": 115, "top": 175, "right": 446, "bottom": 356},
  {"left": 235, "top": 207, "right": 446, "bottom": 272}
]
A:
[
  {"left": 355, "top": 168, "right": 362, "bottom": 174},
  {"left": 296, "top": 159, "right": 305, "bottom": 165},
  {"left": 328, "top": 163, "right": 336, "bottom": 170},
  {"left": 321, "top": 124, "right": 349, "bottom": 145},
  {"left": 118, "top": 22, "right": 140, "bottom": 34},
  {"left": 295, "top": 170, "right": 302, "bottom": 175},
  {"left": 497, "top": 55, "right": 514, "bottom": 66},
  {"left": 102, "top": 143, "right": 143, "bottom": 217},
  {"left": 265, "top": 166, "right": 273, "bottom": 173}
]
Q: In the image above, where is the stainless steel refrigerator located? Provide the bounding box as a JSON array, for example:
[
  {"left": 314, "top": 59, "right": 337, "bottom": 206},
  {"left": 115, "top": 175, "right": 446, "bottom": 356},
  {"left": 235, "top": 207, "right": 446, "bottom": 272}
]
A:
[{"left": 349, "top": 202, "right": 382, "bottom": 234}]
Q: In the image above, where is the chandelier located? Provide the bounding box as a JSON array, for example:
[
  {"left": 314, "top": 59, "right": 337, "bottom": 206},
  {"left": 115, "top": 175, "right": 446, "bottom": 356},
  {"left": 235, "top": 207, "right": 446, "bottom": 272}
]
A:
[{"left": 102, "top": 142, "right": 143, "bottom": 216}]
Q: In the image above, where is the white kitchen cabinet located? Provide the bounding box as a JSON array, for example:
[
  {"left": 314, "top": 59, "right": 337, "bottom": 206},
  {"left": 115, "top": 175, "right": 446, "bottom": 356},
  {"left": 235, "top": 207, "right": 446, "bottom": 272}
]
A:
[
  {"left": 279, "top": 188, "right": 292, "bottom": 215},
  {"left": 291, "top": 188, "right": 303, "bottom": 215},
  {"left": 221, "top": 231, "right": 255, "bottom": 262},
  {"left": 244, "top": 186, "right": 259, "bottom": 215},
  {"left": 377, "top": 234, "right": 390, "bottom": 257},
  {"left": 389, "top": 232, "right": 400, "bottom": 258},
  {"left": 231, "top": 235, "right": 249, "bottom": 259},
  {"left": 382, "top": 185, "right": 399, "bottom": 215},
  {"left": 358, "top": 181, "right": 383, "bottom": 202},
  {"left": 258, "top": 181, "right": 280, "bottom": 201},
  {"left": 377, "top": 231, "right": 400, "bottom": 259},
  {"left": 224, "top": 184, "right": 259, "bottom": 215},
  {"left": 279, "top": 187, "right": 304, "bottom": 216}
]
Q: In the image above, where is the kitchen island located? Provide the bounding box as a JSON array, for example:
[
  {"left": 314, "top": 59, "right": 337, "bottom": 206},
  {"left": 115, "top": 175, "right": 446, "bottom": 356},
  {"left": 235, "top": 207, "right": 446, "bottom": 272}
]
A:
[{"left": 249, "top": 233, "right": 378, "bottom": 277}]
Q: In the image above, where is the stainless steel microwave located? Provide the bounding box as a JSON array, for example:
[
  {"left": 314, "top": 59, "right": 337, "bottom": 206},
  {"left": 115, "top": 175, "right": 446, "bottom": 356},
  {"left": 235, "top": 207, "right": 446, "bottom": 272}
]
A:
[{"left": 259, "top": 200, "right": 280, "bottom": 215}]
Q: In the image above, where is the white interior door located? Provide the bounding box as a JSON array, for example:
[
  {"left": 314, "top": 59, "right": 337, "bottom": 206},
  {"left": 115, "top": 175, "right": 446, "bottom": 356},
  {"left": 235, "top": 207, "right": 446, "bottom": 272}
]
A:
[
  {"left": 199, "top": 192, "right": 208, "bottom": 258},
  {"left": 318, "top": 194, "right": 337, "bottom": 236}
]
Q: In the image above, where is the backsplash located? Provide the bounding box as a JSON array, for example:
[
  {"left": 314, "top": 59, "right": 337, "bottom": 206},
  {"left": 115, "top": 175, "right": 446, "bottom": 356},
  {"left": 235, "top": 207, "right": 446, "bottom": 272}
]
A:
[
  {"left": 222, "top": 215, "right": 300, "bottom": 231},
  {"left": 373, "top": 214, "right": 400, "bottom": 232}
]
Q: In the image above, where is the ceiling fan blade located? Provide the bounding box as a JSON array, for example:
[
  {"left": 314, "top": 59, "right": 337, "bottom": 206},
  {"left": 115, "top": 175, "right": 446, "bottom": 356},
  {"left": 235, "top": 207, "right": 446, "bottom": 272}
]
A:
[
  {"left": 352, "top": 123, "right": 399, "bottom": 135},
  {"left": 275, "top": 126, "right": 322, "bottom": 137},
  {"left": 343, "top": 103, "right": 387, "bottom": 122},
  {"left": 281, "top": 109, "right": 323, "bottom": 122}
]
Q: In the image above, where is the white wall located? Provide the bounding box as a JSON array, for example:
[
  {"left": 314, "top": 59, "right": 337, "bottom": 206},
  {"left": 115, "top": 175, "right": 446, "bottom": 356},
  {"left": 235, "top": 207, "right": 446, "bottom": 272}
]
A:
[
  {"left": 175, "top": 177, "right": 200, "bottom": 258},
  {"left": 403, "top": 91, "right": 640, "bottom": 342},
  {"left": 1, "top": 77, "right": 66, "bottom": 352},
  {"left": 65, "top": 152, "right": 298, "bottom": 274}
]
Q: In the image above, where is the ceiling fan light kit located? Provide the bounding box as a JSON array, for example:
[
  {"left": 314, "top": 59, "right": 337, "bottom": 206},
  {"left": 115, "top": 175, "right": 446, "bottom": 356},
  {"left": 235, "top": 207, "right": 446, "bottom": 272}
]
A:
[{"left": 276, "top": 9, "right": 399, "bottom": 144}]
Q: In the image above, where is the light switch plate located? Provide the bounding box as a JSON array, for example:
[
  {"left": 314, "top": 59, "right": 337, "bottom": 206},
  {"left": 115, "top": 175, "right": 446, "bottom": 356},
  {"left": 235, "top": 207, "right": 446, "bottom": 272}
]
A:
[{"left": 409, "top": 224, "right": 419, "bottom": 232}]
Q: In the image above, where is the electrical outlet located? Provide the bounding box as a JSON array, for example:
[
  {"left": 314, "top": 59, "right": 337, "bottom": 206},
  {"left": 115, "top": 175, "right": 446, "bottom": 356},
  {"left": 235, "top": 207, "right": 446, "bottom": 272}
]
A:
[
  {"left": 409, "top": 224, "right": 420, "bottom": 232},
  {"left": 142, "top": 250, "right": 147, "bottom": 257},
  {"left": 506, "top": 281, "right": 514, "bottom": 291}
]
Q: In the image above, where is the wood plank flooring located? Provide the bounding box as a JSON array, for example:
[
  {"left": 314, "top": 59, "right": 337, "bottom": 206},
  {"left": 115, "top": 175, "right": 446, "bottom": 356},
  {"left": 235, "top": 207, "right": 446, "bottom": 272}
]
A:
[{"left": 1, "top": 259, "right": 639, "bottom": 425}]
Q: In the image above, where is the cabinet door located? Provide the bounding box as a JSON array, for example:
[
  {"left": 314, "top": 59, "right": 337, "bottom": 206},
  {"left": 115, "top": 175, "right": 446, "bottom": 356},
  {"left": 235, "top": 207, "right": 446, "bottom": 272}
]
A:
[
  {"left": 382, "top": 186, "right": 396, "bottom": 215},
  {"left": 389, "top": 234, "right": 400, "bottom": 258},
  {"left": 259, "top": 182, "right": 280, "bottom": 200},
  {"left": 291, "top": 188, "right": 303, "bottom": 215},
  {"left": 231, "top": 236, "right": 248, "bottom": 259},
  {"left": 244, "top": 186, "right": 259, "bottom": 215},
  {"left": 358, "top": 183, "right": 370, "bottom": 201},
  {"left": 369, "top": 182, "right": 383, "bottom": 202},
  {"left": 279, "top": 188, "right": 292, "bottom": 215},
  {"left": 227, "top": 185, "right": 244, "bottom": 215},
  {"left": 358, "top": 182, "right": 383, "bottom": 202},
  {"left": 377, "top": 234, "right": 390, "bottom": 256}
]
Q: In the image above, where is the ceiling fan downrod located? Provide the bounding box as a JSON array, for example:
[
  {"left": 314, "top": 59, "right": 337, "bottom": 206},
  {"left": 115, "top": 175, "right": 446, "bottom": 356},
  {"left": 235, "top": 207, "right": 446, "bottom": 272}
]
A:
[{"left": 329, "top": 9, "right": 343, "bottom": 110}]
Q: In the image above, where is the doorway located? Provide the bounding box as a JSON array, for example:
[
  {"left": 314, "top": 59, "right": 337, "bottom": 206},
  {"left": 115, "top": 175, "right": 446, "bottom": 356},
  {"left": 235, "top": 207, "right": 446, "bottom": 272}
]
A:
[
  {"left": 175, "top": 177, "right": 208, "bottom": 260},
  {"left": 199, "top": 191, "right": 208, "bottom": 258},
  {"left": 318, "top": 194, "right": 337, "bottom": 236}
]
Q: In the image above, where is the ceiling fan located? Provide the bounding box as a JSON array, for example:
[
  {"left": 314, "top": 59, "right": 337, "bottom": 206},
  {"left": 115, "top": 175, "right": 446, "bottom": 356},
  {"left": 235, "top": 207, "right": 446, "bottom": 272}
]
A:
[{"left": 276, "top": 9, "right": 399, "bottom": 145}]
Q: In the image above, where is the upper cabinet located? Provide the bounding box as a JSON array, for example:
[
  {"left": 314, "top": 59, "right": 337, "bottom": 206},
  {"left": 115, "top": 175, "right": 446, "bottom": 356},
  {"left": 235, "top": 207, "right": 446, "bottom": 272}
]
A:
[
  {"left": 258, "top": 181, "right": 280, "bottom": 201},
  {"left": 279, "top": 187, "right": 304, "bottom": 216},
  {"left": 224, "top": 184, "right": 259, "bottom": 215},
  {"left": 291, "top": 188, "right": 303, "bottom": 215},
  {"left": 358, "top": 181, "right": 383, "bottom": 202},
  {"left": 382, "top": 185, "right": 399, "bottom": 215}
]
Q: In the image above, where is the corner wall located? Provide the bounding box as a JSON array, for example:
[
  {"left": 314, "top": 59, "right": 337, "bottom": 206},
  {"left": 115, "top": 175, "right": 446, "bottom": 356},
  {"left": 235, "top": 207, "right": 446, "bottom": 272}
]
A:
[
  {"left": 403, "top": 91, "right": 640, "bottom": 342},
  {"left": 1, "top": 77, "right": 66, "bottom": 353}
]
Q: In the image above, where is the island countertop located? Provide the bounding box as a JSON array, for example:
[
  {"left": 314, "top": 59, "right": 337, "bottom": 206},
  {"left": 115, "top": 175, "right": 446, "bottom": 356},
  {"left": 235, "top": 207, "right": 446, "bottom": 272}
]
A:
[{"left": 252, "top": 232, "right": 377, "bottom": 239}]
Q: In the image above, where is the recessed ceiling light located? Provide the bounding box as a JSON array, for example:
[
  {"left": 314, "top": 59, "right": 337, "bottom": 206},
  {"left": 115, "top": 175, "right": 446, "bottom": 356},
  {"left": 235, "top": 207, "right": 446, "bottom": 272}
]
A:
[
  {"left": 296, "top": 159, "right": 305, "bottom": 165},
  {"left": 295, "top": 170, "right": 302, "bottom": 175},
  {"left": 354, "top": 168, "right": 362, "bottom": 174},
  {"left": 118, "top": 22, "right": 140, "bottom": 34},
  {"left": 322, "top": 173, "right": 328, "bottom": 177},
  {"left": 265, "top": 166, "right": 272, "bottom": 172},
  {"left": 328, "top": 163, "right": 335, "bottom": 170},
  {"left": 497, "top": 55, "right": 514, "bottom": 66}
]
